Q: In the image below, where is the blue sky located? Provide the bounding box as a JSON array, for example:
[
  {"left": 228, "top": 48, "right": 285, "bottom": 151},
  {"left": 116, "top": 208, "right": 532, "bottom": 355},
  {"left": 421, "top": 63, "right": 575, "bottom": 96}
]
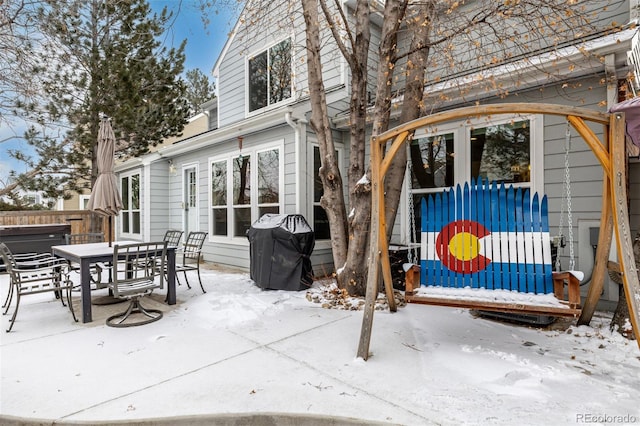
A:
[
  {"left": 0, "top": 1, "right": 239, "bottom": 184},
  {"left": 150, "top": 0, "right": 239, "bottom": 76}
]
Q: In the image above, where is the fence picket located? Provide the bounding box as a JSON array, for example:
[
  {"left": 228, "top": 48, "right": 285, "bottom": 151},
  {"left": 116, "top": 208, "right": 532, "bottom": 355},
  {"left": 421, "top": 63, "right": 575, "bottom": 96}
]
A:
[
  {"left": 523, "top": 189, "right": 535, "bottom": 293},
  {"left": 475, "top": 178, "right": 486, "bottom": 289},
  {"left": 420, "top": 180, "right": 554, "bottom": 294}
]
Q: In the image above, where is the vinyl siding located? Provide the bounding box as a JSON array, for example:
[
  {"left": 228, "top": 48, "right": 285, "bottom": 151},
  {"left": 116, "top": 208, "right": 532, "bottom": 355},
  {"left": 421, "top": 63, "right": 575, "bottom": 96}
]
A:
[
  {"left": 147, "top": 161, "right": 170, "bottom": 242},
  {"left": 119, "top": 0, "right": 638, "bottom": 288},
  {"left": 217, "top": 2, "right": 345, "bottom": 128},
  {"left": 155, "top": 122, "right": 335, "bottom": 274},
  {"left": 424, "top": 0, "right": 629, "bottom": 84}
]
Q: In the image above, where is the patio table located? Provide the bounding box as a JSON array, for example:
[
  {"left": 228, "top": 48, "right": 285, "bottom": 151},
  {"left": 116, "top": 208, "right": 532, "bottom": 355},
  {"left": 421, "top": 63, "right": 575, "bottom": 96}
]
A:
[{"left": 51, "top": 241, "right": 176, "bottom": 323}]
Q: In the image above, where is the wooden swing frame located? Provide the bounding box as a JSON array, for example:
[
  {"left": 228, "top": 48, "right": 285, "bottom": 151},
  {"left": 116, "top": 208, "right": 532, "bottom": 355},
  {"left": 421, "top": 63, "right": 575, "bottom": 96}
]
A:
[{"left": 357, "top": 103, "right": 640, "bottom": 360}]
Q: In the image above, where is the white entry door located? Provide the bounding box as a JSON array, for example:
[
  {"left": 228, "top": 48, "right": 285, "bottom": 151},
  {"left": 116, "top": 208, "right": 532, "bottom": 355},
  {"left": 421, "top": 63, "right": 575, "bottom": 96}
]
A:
[{"left": 183, "top": 166, "right": 198, "bottom": 236}]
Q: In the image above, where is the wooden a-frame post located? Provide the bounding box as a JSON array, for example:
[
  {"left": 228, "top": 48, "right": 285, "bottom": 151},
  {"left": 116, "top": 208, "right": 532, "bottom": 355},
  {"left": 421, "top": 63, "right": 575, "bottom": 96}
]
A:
[{"left": 357, "top": 103, "right": 640, "bottom": 360}]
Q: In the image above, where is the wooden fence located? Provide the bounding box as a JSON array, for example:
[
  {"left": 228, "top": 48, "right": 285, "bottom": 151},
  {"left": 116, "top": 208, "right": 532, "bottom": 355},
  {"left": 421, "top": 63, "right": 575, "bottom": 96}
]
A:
[
  {"left": 421, "top": 178, "right": 554, "bottom": 294},
  {"left": 0, "top": 210, "right": 109, "bottom": 239}
]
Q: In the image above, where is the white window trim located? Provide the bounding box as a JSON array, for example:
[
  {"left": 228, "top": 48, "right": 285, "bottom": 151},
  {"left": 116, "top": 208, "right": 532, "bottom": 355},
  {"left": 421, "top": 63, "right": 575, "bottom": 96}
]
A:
[
  {"left": 120, "top": 169, "right": 142, "bottom": 238},
  {"left": 79, "top": 194, "right": 91, "bottom": 210},
  {"left": 462, "top": 113, "right": 543, "bottom": 194},
  {"left": 410, "top": 114, "right": 543, "bottom": 192},
  {"left": 208, "top": 141, "right": 285, "bottom": 245},
  {"left": 245, "top": 35, "right": 295, "bottom": 118},
  {"left": 402, "top": 113, "right": 544, "bottom": 245},
  {"left": 209, "top": 157, "right": 228, "bottom": 240}
]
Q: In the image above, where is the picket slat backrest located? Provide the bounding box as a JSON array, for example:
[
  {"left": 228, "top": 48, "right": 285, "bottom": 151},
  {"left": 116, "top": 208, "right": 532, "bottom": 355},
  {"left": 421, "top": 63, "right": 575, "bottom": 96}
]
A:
[{"left": 421, "top": 178, "right": 554, "bottom": 294}]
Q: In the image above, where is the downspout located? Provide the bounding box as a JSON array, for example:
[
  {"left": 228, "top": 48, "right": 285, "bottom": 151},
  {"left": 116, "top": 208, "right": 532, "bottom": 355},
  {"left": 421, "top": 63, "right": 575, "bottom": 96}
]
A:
[
  {"left": 285, "top": 111, "right": 307, "bottom": 214},
  {"left": 605, "top": 54, "right": 618, "bottom": 108}
]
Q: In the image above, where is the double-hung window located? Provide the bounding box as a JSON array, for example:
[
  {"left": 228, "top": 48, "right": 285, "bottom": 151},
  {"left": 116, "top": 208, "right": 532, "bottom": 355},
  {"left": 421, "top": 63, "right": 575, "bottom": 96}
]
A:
[
  {"left": 120, "top": 172, "right": 141, "bottom": 236},
  {"left": 210, "top": 146, "right": 282, "bottom": 240},
  {"left": 248, "top": 38, "right": 292, "bottom": 113}
]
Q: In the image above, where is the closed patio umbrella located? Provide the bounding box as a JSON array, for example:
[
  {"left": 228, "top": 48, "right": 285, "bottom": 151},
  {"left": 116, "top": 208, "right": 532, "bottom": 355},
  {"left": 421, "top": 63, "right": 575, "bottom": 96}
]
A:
[
  {"left": 87, "top": 116, "right": 123, "bottom": 246},
  {"left": 610, "top": 97, "right": 640, "bottom": 151}
]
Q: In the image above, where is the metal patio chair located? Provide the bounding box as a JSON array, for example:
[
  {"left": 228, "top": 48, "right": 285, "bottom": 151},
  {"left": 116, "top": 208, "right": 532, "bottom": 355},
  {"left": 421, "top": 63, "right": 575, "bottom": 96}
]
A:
[
  {"left": 175, "top": 231, "right": 208, "bottom": 293},
  {"left": 2, "top": 251, "right": 57, "bottom": 309},
  {"left": 163, "top": 230, "right": 184, "bottom": 248},
  {"left": 106, "top": 241, "right": 167, "bottom": 327},
  {"left": 0, "top": 242, "right": 77, "bottom": 332},
  {"left": 64, "top": 232, "right": 107, "bottom": 286}
]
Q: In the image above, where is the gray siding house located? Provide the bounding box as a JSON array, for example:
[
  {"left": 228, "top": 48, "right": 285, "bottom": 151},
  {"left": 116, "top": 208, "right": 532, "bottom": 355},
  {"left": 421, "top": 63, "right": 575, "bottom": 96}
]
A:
[{"left": 115, "top": 0, "right": 639, "bottom": 307}]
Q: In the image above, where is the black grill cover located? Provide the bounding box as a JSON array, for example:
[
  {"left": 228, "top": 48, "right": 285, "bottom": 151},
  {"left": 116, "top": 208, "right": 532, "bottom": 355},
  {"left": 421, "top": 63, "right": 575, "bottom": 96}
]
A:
[{"left": 247, "top": 214, "right": 315, "bottom": 290}]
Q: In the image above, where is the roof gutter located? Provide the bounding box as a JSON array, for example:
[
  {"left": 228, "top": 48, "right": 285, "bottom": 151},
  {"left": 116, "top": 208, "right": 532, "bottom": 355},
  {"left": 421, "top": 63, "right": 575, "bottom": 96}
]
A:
[
  {"left": 115, "top": 107, "right": 293, "bottom": 172},
  {"left": 332, "top": 27, "right": 638, "bottom": 128}
]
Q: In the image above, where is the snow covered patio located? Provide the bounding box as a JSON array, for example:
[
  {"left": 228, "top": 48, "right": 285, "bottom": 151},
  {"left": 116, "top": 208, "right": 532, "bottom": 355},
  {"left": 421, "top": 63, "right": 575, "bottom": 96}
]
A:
[{"left": 1, "top": 265, "right": 639, "bottom": 425}]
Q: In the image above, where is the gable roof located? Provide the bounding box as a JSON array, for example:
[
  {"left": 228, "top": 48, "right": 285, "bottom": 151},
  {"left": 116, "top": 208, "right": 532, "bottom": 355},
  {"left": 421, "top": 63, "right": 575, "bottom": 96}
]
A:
[{"left": 212, "top": 1, "right": 248, "bottom": 78}]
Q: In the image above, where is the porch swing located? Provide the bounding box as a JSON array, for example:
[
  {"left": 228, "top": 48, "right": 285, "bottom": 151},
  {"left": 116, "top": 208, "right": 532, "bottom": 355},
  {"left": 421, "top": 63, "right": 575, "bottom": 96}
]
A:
[
  {"left": 402, "top": 121, "right": 583, "bottom": 318},
  {"left": 357, "top": 103, "right": 640, "bottom": 360}
]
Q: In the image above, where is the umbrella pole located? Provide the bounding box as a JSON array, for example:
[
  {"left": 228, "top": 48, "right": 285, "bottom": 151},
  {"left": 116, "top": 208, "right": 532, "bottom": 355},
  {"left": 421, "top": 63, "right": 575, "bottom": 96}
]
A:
[{"left": 108, "top": 216, "right": 112, "bottom": 247}]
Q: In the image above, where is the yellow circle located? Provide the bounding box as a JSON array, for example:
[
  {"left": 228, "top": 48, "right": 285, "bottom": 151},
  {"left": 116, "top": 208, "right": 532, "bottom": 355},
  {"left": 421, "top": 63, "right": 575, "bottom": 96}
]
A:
[{"left": 448, "top": 232, "right": 480, "bottom": 261}]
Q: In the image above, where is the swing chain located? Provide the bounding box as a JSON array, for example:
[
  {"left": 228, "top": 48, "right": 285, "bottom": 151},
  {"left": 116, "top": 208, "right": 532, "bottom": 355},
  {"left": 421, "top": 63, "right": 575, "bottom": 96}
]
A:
[
  {"left": 557, "top": 123, "right": 575, "bottom": 271},
  {"left": 406, "top": 142, "right": 417, "bottom": 265}
]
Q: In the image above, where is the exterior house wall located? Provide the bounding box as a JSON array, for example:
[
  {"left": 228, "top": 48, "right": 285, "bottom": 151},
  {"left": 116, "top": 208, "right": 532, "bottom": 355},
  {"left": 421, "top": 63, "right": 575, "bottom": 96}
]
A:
[
  {"left": 61, "top": 187, "right": 91, "bottom": 211},
  {"left": 61, "top": 111, "right": 211, "bottom": 213},
  {"left": 113, "top": 0, "right": 638, "bottom": 302},
  {"left": 154, "top": 122, "right": 338, "bottom": 272},
  {"left": 389, "top": 73, "right": 635, "bottom": 307},
  {"left": 421, "top": 0, "right": 629, "bottom": 85},
  {"left": 147, "top": 160, "right": 170, "bottom": 242},
  {"left": 215, "top": 1, "right": 346, "bottom": 128},
  {"left": 159, "top": 113, "right": 210, "bottom": 148}
]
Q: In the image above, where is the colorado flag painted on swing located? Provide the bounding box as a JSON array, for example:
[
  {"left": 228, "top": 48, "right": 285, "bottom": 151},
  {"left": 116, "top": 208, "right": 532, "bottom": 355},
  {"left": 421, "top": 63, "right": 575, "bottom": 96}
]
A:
[{"left": 420, "top": 178, "right": 554, "bottom": 294}]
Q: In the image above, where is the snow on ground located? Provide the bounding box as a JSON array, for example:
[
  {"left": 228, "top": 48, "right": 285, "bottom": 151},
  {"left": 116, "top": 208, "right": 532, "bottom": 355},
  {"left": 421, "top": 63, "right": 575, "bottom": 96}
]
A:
[{"left": 1, "top": 266, "right": 639, "bottom": 425}]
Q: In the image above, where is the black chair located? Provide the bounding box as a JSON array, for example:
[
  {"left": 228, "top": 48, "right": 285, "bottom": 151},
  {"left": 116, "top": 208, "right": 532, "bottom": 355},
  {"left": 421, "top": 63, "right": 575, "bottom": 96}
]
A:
[
  {"left": 2, "top": 251, "right": 55, "bottom": 309},
  {"left": 163, "top": 230, "right": 183, "bottom": 247},
  {"left": 175, "top": 231, "right": 208, "bottom": 293},
  {"left": 0, "top": 242, "right": 77, "bottom": 332},
  {"left": 64, "top": 232, "right": 107, "bottom": 286},
  {"left": 106, "top": 241, "right": 167, "bottom": 327}
]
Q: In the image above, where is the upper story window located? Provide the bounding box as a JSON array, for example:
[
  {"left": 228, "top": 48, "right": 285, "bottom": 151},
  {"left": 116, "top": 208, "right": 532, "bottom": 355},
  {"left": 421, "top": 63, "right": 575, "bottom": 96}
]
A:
[{"left": 248, "top": 38, "right": 292, "bottom": 113}]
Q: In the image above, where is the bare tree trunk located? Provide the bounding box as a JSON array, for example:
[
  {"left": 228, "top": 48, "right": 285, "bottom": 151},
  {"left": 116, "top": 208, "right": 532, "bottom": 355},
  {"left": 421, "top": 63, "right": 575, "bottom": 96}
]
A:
[
  {"left": 384, "top": 2, "right": 435, "bottom": 236},
  {"left": 338, "top": 0, "right": 408, "bottom": 296},
  {"left": 301, "top": 0, "right": 349, "bottom": 271},
  {"left": 339, "top": 0, "right": 373, "bottom": 295},
  {"left": 610, "top": 286, "right": 636, "bottom": 339},
  {"left": 346, "top": 0, "right": 369, "bottom": 194}
]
